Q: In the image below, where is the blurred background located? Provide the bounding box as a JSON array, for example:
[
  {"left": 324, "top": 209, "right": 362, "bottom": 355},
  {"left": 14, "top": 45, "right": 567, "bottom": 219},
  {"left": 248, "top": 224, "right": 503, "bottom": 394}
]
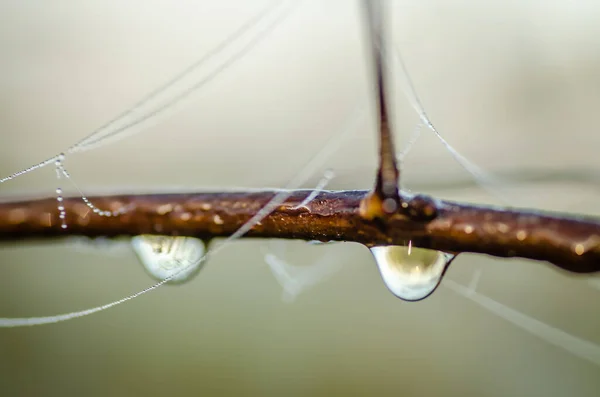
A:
[{"left": 1, "top": 0, "right": 599, "bottom": 395}]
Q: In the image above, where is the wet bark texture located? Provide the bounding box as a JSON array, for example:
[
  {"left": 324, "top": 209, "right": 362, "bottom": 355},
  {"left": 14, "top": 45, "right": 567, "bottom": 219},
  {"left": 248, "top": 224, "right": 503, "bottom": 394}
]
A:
[{"left": 1, "top": 190, "right": 599, "bottom": 273}]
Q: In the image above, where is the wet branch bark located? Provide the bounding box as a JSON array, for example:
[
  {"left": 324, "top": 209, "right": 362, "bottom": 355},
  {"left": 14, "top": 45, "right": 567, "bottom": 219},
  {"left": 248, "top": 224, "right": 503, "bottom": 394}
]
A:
[
  {"left": 0, "top": 190, "right": 599, "bottom": 274},
  {"left": 1, "top": 1, "right": 598, "bottom": 277}
]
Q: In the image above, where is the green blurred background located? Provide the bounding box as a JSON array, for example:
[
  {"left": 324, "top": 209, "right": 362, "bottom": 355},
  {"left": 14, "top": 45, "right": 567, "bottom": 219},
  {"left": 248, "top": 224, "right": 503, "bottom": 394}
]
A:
[{"left": 1, "top": 0, "right": 599, "bottom": 395}]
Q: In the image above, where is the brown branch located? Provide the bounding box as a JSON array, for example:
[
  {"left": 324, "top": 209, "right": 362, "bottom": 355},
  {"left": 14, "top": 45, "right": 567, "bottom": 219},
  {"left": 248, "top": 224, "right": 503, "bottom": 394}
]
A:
[
  {"left": 1, "top": 3, "right": 597, "bottom": 293},
  {"left": 1, "top": 190, "right": 599, "bottom": 274}
]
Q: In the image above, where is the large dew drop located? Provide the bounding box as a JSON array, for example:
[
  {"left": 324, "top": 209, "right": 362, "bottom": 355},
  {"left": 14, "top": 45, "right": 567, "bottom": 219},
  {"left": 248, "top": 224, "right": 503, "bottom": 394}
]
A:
[
  {"left": 370, "top": 243, "right": 455, "bottom": 301},
  {"left": 131, "top": 235, "right": 206, "bottom": 284}
]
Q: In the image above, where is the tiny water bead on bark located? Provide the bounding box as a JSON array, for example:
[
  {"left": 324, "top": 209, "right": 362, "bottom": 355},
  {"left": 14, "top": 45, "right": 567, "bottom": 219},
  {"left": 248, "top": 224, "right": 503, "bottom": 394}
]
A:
[
  {"left": 370, "top": 243, "right": 456, "bottom": 301},
  {"left": 131, "top": 235, "right": 207, "bottom": 284}
]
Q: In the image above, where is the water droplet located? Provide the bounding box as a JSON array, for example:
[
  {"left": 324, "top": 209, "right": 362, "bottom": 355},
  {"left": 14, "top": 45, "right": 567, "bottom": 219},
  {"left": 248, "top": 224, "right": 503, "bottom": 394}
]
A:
[
  {"left": 307, "top": 240, "right": 337, "bottom": 245},
  {"left": 370, "top": 244, "right": 455, "bottom": 301},
  {"left": 131, "top": 235, "right": 207, "bottom": 284}
]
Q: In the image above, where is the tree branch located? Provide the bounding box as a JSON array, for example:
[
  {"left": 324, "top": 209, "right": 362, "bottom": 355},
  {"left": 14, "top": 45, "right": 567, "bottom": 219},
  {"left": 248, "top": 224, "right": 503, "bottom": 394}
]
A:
[
  {"left": 1, "top": 190, "right": 599, "bottom": 274},
  {"left": 1, "top": 2, "right": 598, "bottom": 287}
]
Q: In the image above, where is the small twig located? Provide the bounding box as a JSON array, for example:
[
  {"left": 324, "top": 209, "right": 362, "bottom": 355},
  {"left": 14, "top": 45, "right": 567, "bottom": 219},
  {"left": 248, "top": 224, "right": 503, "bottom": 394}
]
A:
[
  {"left": 1, "top": 190, "right": 599, "bottom": 274},
  {"left": 360, "top": 0, "right": 402, "bottom": 219}
]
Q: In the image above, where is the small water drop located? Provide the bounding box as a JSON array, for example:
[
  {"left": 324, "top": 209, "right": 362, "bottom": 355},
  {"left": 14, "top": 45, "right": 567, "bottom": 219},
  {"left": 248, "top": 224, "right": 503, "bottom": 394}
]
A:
[
  {"left": 370, "top": 244, "right": 455, "bottom": 301},
  {"left": 131, "top": 235, "right": 206, "bottom": 284},
  {"left": 307, "top": 240, "right": 337, "bottom": 245}
]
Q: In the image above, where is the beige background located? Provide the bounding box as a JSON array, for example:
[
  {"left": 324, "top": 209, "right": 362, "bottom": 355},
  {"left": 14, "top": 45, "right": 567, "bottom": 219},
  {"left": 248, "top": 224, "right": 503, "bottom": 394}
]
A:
[{"left": 1, "top": 0, "right": 599, "bottom": 396}]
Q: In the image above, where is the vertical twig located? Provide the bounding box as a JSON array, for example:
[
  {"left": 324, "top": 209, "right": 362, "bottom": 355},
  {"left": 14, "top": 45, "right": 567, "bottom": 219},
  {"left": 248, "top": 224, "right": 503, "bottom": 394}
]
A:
[{"left": 360, "top": 0, "right": 402, "bottom": 219}]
